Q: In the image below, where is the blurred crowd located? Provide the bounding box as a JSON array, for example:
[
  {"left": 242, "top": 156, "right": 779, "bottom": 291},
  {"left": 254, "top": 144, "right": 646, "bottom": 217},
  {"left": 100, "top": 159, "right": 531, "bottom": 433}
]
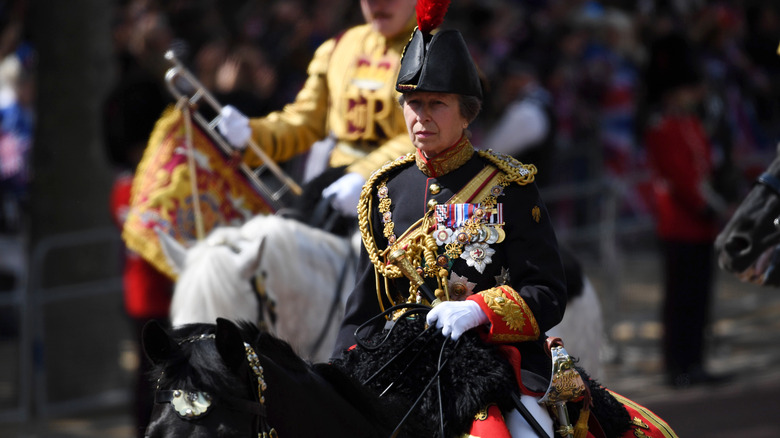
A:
[
  {"left": 99, "top": 0, "right": 780, "bottom": 235},
  {"left": 0, "top": 0, "right": 31, "bottom": 233},
  {"left": 2, "top": 0, "right": 780, "bottom": 232}
]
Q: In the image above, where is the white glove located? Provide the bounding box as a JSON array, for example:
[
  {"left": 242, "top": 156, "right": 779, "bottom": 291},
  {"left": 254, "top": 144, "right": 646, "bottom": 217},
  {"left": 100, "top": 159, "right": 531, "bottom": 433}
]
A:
[
  {"left": 217, "top": 105, "right": 251, "bottom": 149},
  {"left": 426, "top": 300, "right": 488, "bottom": 340},
  {"left": 321, "top": 172, "right": 365, "bottom": 217}
]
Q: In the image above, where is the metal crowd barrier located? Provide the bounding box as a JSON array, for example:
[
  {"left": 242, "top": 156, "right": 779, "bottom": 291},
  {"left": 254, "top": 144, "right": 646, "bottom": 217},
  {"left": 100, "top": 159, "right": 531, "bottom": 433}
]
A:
[{"left": 0, "top": 227, "right": 126, "bottom": 423}]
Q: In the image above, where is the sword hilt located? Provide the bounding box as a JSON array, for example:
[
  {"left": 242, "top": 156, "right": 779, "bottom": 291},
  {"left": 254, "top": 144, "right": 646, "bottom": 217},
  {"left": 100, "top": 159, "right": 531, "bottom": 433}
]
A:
[{"left": 387, "top": 247, "right": 437, "bottom": 304}]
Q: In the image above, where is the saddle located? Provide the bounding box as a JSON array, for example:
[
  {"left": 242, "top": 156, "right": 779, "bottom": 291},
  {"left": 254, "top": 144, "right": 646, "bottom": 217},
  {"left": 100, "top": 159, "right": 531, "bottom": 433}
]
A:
[
  {"left": 334, "top": 312, "right": 635, "bottom": 438},
  {"left": 540, "top": 337, "right": 677, "bottom": 438}
]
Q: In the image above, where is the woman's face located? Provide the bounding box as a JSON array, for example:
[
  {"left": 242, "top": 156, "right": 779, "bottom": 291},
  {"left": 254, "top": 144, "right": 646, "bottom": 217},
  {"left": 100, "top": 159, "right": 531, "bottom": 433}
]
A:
[
  {"left": 403, "top": 91, "right": 468, "bottom": 157},
  {"left": 360, "top": 0, "right": 417, "bottom": 39}
]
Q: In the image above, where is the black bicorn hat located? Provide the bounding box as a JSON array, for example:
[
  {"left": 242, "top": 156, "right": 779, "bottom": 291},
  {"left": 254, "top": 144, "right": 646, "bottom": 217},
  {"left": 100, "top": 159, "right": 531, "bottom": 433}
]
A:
[
  {"left": 396, "top": 29, "right": 483, "bottom": 99},
  {"left": 395, "top": 0, "right": 482, "bottom": 99}
]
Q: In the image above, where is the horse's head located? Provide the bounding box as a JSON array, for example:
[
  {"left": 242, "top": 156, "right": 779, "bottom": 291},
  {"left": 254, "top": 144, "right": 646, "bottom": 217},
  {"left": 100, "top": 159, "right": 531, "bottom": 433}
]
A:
[
  {"left": 161, "top": 223, "right": 267, "bottom": 327},
  {"left": 715, "top": 146, "right": 780, "bottom": 285},
  {"left": 142, "top": 318, "right": 402, "bottom": 438},
  {"left": 142, "top": 318, "right": 274, "bottom": 437}
]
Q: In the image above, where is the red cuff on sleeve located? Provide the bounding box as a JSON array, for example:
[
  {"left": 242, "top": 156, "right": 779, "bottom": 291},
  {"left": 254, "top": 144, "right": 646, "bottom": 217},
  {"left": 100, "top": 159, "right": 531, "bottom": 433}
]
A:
[{"left": 467, "top": 286, "right": 540, "bottom": 343}]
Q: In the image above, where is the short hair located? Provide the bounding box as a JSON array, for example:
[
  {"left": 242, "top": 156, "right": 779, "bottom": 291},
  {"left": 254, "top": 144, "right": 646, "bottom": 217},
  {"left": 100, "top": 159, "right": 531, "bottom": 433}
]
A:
[
  {"left": 459, "top": 95, "right": 482, "bottom": 123},
  {"left": 398, "top": 93, "right": 483, "bottom": 123}
]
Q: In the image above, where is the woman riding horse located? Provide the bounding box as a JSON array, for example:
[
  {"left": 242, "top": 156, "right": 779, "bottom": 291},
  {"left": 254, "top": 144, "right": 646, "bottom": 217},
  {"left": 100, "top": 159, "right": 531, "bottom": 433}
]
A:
[{"left": 330, "top": 9, "right": 566, "bottom": 435}]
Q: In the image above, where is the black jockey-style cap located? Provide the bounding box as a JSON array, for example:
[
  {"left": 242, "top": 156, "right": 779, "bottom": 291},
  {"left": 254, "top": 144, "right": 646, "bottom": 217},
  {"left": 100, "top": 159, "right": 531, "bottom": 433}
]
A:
[{"left": 396, "top": 28, "right": 483, "bottom": 99}]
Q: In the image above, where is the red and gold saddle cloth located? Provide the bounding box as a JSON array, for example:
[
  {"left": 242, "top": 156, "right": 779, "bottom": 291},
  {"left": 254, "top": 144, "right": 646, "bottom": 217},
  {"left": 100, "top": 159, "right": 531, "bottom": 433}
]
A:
[
  {"left": 461, "top": 390, "right": 678, "bottom": 438},
  {"left": 609, "top": 390, "right": 678, "bottom": 438}
]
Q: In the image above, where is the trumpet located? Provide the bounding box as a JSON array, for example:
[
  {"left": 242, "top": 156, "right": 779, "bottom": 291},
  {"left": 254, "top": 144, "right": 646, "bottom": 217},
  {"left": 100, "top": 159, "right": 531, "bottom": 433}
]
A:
[{"left": 163, "top": 50, "right": 303, "bottom": 208}]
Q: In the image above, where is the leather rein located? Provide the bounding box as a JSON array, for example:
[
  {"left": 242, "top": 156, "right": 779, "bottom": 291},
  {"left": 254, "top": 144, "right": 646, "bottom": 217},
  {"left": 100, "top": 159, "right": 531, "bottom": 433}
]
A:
[
  {"left": 355, "top": 304, "right": 458, "bottom": 438},
  {"left": 355, "top": 303, "right": 552, "bottom": 438}
]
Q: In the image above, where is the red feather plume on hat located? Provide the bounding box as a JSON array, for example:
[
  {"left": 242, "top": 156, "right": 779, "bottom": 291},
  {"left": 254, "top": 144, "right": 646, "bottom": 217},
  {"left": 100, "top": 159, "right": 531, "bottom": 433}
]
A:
[{"left": 416, "top": 0, "right": 451, "bottom": 34}]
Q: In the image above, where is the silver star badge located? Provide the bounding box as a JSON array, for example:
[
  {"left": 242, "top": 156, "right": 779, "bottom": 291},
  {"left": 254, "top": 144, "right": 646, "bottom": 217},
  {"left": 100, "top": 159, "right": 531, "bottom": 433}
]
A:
[
  {"left": 460, "top": 242, "right": 495, "bottom": 274},
  {"left": 448, "top": 272, "right": 476, "bottom": 300}
]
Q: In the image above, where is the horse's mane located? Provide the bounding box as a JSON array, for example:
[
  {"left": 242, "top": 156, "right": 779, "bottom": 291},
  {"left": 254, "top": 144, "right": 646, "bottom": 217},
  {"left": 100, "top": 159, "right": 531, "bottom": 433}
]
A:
[
  {"left": 253, "top": 329, "right": 312, "bottom": 374},
  {"left": 150, "top": 321, "right": 416, "bottom": 436},
  {"left": 336, "top": 315, "right": 632, "bottom": 438},
  {"left": 170, "top": 240, "right": 259, "bottom": 326},
  {"left": 151, "top": 321, "right": 324, "bottom": 391},
  {"left": 149, "top": 323, "right": 246, "bottom": 398},
  {"left": 311, "top": 362, "right": 422, "bottom": 436}
]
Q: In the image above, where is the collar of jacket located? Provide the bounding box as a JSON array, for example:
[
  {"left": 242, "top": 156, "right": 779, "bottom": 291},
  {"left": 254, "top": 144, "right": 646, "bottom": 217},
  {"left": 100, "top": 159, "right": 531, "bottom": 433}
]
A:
[{"left": 415, "top": 135, "right": 474, "bottom": 177}]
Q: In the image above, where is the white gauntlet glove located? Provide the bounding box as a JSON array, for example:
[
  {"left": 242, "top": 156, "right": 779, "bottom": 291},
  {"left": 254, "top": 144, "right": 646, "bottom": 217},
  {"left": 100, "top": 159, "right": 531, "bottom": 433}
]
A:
[
  {"left": 217, "top": 105, "right": 251, "bottom": 149},
  {"left": 321, "top": 172, "right": 365, "bottom": 217},
  {"left": 426, "top": 300, "right": 488, "bottom": 340}
]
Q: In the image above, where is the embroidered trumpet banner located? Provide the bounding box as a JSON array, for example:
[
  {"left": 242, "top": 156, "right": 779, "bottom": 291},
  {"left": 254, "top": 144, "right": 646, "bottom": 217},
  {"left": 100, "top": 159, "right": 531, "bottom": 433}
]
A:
[{"left": 122, "top": 106, "right": 274, "bottom": 279}]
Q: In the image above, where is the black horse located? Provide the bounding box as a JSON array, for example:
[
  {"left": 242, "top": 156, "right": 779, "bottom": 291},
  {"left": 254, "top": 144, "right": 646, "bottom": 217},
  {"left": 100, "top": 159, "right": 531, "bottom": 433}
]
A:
[
  {"left": 142, "top": 315, "right": 523, "bottom": 437},
  {"left": 716, "top": 144, "right": 780, "bottom": 286},
  {"left": 142, "top": 318, "right": 411, "bottom": 437},
  {"left": 143, "top": 315, "right": 676, "bottom": 438}
]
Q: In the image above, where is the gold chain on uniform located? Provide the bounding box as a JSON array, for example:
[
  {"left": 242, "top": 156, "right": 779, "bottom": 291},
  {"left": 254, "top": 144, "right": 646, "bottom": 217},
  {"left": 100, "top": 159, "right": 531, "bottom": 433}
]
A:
[{"left": 357, "top": 150, "right": 537, "bottom": 306}]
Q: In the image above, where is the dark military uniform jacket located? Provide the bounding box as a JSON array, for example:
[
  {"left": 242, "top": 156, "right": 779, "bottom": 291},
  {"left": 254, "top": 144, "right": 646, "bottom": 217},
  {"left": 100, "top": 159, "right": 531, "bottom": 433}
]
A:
[{"left": 333, "top": 137, "right": 566, "bottom": 392}]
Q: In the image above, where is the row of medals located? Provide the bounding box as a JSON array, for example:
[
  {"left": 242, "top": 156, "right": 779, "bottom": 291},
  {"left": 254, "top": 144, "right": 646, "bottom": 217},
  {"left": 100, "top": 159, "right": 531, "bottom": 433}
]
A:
[{"left": 432, "top": 205, "right": 505, "bottom": 299}]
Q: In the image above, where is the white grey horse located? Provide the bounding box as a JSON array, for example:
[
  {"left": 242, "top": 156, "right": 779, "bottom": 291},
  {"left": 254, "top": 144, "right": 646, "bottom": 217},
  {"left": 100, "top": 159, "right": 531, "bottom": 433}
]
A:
[{"left": 159, "top": 214, "right": 359, "bottom": 363}]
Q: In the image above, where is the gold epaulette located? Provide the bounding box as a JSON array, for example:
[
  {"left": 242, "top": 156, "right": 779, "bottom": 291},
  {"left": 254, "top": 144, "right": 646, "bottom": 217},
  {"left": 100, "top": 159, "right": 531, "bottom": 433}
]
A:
[{"left": 476, "top": 150, "right": 537, "bottom": 185}]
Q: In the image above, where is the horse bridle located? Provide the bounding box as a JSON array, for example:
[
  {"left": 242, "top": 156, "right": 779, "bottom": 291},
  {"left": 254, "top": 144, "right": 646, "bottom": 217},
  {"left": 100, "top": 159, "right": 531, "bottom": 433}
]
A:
[
  {"left": 248, "top": 224, "right": 357, "bottom": 359},
  {"left": 153, "top": 333, "right": 278, "bottom": 438},
  {"left": 756, "top": 172, "right": 780, "bottom": 229}
]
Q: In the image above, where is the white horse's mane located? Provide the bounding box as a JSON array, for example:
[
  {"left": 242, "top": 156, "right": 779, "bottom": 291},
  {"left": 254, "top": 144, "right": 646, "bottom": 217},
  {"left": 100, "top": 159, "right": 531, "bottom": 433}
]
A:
[
  {"left": 162, "top": 214, "right": 357, "bottom": 362},
  {"left": 170, "top": 240, "right": 260, "bottom": 328}
]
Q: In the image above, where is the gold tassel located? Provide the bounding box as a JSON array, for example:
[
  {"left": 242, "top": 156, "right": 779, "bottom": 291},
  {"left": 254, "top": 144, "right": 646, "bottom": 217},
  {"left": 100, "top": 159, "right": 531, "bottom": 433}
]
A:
[{"left": 573, "top": 407, "right": 590, "bottom": 438}]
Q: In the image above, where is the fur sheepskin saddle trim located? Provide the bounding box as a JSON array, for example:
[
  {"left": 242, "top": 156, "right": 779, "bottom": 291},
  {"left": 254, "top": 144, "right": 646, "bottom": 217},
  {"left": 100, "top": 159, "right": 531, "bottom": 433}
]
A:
[
  {"left": 572, "top": 367, "right": 633, "bottom": 438},
  {"left": 333, "top": 314, "right": 516, "bottom": 437}
]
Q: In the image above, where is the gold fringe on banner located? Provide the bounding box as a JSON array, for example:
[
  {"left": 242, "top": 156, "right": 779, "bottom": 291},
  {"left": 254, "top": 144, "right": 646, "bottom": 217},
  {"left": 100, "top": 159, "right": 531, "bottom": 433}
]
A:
[{"left": 122, "top": 105, "right": 274, "bottom": 279}]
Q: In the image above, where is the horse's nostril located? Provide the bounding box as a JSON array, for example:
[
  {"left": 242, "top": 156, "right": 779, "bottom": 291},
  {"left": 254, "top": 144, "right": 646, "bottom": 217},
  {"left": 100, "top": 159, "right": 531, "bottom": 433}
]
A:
[{"left": 724, "top": 236, "right": 750, "bottom": 255}]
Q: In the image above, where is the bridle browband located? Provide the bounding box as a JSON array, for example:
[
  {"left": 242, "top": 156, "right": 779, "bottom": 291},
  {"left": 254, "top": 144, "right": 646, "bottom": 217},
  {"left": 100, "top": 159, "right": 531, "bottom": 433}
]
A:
[{"left": 153, "top": 333, "right": 277, "bottom": 438}]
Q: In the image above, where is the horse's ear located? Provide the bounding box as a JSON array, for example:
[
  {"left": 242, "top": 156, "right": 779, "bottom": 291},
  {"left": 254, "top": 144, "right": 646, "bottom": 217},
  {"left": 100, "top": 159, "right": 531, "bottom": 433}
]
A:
[
  {"left": 215, "top": 318, "right": 248, "bottom": 371},
  {"left": 142, "top": 320, "right": 180, "bottom": 365},
  {"left": 235, "top": 236, "right": 265, "bottom": 281},
  {"left": 156, "top": 227, "right": 187, "bottom": 275}
]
